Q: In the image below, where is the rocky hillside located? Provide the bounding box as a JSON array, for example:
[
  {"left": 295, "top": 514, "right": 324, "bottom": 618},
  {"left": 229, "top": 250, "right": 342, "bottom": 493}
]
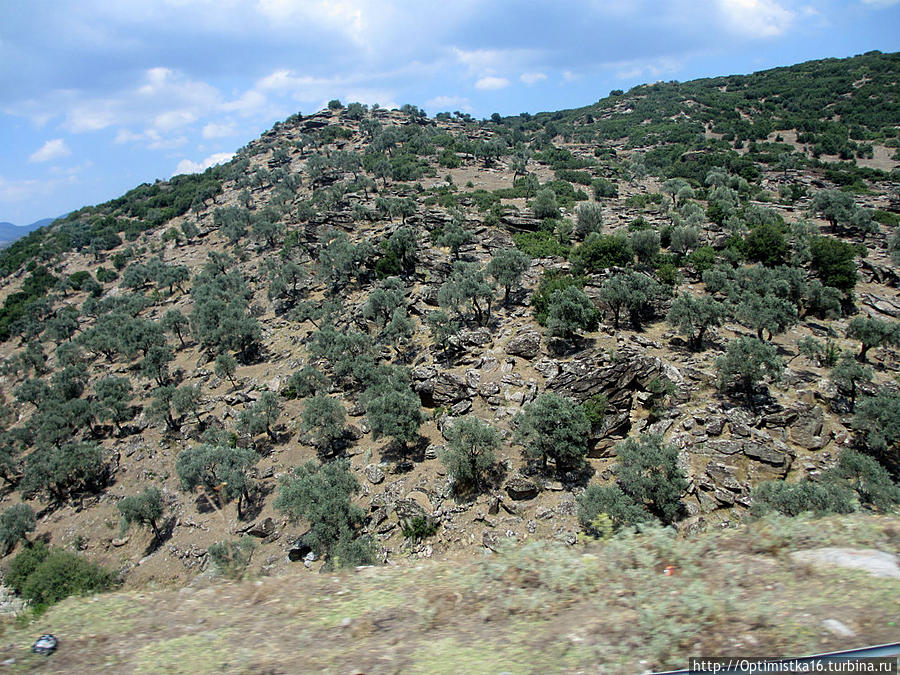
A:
[{"left": 0, "top": 51, "right": 898, "bottom": 593}]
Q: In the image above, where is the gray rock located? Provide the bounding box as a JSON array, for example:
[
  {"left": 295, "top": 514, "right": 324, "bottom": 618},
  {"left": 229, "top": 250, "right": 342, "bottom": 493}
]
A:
[
  {"left": 393, "top": 498, "right": 427, "bottom": 520},
  {"left": 789, "top": 405, "right": 828, "bottom": 450},
  {"left": 245, "top": 517, "right": 276, "bottom": 538},
  {"left": 505, "top": 476, "right": 540, "bottom": 501},
  {"left": 742, "top": 441, "right": 789, "bottom": 467},
  {"left": 428, "top": 372, "right": 471, "bottom": 405},
  {"left": 449, "top": 399, "right": 473, "bottom": 415},
  {"left": 504, "top": 330, "right": 542, "bottom": 359},
  {"left": 821, "top": 619, "right": 856, "bottom": 638},
  {"left": 790, "top": 548, "right": 900, "bottom": 579},
  {"left": 457, "top": 327, "right": 492, "bottom": 347},
  {"left": 364, "top": 464, "right": 385, "bottom": 485}
]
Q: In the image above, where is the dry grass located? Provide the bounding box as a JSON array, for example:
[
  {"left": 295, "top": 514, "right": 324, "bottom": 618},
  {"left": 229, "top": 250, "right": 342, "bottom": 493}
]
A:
[{"left": 0, "top": 513, "right": 897, "bottom": 674}]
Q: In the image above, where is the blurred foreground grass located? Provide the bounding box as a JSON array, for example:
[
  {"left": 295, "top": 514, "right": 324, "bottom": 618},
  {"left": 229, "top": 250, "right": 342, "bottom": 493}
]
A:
[{"left": 1, "top": 513, "right": 897, "bottom": 674}]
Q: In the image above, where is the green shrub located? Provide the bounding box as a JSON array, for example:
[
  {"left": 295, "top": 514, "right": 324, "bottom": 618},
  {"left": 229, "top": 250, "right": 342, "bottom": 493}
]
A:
[
  {"left": 531, "top": 271, "right": 585, "bottom": 324},
  {"left": 577, "top": 484, "right": 651, "bottom": 533},
  {"left": 513, "top": 231, "right": 567, "bottom": 258},
  {"left": 207, "top": 537, "right": 257, "bottom": 579},
  {"left": 582, "top": 394, "right": 609, "bottom": 427},
  {"left": 872, "top": 209, "right": 900, "bottom": 227},
  {"left": 685, "top": 246, "right": 717, "bottom": 272},
  {"left": 750, "top": 480, "right": 856, "bottom": 517},
  {"left": 95, "top": 267, "right": 118, "bottom": 283},
  {"left": 5, "top": 543, "right": 115, "bottom": 608},
  {"left": 402, "top": 516, "right": 439, "bottom": 544},
  {"left": 591, "top": 178, "right": 618, "bottom": 199},
  {"left": 809, "top": 236, "right": 858, "bottom": 291},
  {"left": 4, "top": 542, "right": 49, "bottom": 594},
  {"left": 571, "top": 233, "right": 632, "bottom": 272}
]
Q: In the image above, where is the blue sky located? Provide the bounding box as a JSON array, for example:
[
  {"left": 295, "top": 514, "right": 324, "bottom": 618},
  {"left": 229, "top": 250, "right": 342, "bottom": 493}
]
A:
[{"left": 1, "top": 0, "right": 898, "bottom": 225}]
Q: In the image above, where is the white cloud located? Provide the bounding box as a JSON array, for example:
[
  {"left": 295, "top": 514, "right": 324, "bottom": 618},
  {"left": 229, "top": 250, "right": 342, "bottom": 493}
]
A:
[
  {"left": 608, "top": 57, "right": 683, "bottom": 81},
  {"left": 520, "top": 72, "right": 547, "bottom": 85},
  {"left": 426, "top": 95, "right": 471, "bottom": 111},
  {"left": 0, "top": 176, "right": 41, "bottom": 202},
  {"left": 715, "top": 0, "right": 797, "bottom": 38},
  {"left": 115, "top": 128, "right": 188, "bottom": 150},
  {"left": 562, "top": 70, "right": 580, "bottom": 82},
  {"left": 202, "top": 121, "right": 238, "bottom": 139},
  {"left": 55, "top": 67, "right": 221, "bottom": 135},
  {"left": 0, "top": 174, "right": 76, "bottom": 204},
  {"left": 48, "top": 160, "right": 93, "bottom": 177},
  {"left": 29, "top": 139, "right": 71, "bottom": 163},
  {"left": 452, "top": 47, "right": 541, "bottom": 75},
  {"left": 475, "top": 76, "right": 510, "bottom": 91},
  {"left": 174, "top": 151, "right": 234, "bottom": 176},
  {"left": 255, "top": 0, "right": 367, "bottom": 44}
]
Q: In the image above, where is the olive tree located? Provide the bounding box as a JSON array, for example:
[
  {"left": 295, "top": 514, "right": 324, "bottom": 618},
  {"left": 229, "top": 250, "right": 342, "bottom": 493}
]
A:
[
  {"left": 716, "top": 336, "right": 784, "bottom": 409},
  {"left": 545, "top": 286, "right": 599, "bottom": 341},
  {"left": 117, "top": 487, "right": 165, "bottom": 541},
  {"left": 666, "top": 293, "right": 726, "bottom": 350},
  {"left": 532, "top": 188, "right": 559, "bottom": 220},
  {"left": 274, "top": 460, "right": 374, "bottom": 568},
  {"left": 364, "top": 383, "right": 423, "bottom": 451},
  {"left": 846, "top": 316, "right": 900, "bottom": 363},
  {"left": 0, "top": 504, "right": 35, "bottom": 554},
  {"left": 578, "top": 433, "right": 689, "bottom": 533},
  {"left": 441, "top": 417, "right": 500, "bottom": 493},
  {"left": 93, "top": 376, "right": 134, "bottom": 432},
  {"left": 830, "top": 355, "right": 872, "bottom": 411},
  {"left": 853, "top": 391, "right": 900, "bottom": 463},
  {"left": 214, "top": 353, "right": 238, "bottom": 388},
  {"left": 514, "top": 393, "right": 590, "bottom": 474},
  {"left": 486, "top": 248, "right": 530, "bottom": 306},
  {"left": 175, "top": 444, "right": 257, "bottom": 518},
  {"left": 237, "top": 391, "right": 282, "bottom": 441},
  {"left": 301, "top": 395, "right": 347, "bottom": 454},
  {"left": 574, "top": 202, "right": 603, "bottom": 239}
]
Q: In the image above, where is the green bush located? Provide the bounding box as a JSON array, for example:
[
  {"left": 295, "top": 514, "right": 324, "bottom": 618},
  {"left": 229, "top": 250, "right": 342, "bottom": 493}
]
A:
[
  {"left": 4, "top": 542, "right": 49, "bottom": 594},
  {"left": 685, "top": 246, "right": 717, "bottom": 272},
  {"left": 513, "top": 231, "right": 568, "bottom": 258},
  {"left": 809, "top": 236, "right": 858, "bottom": 291},
  {"left": 570, "top": 233, "right": 632, "bottom": 272},
  {"left": 577, "top": 484, "right": 651, "bottom": 533},
  {"left": 744, "top": 224, "right": 787, "bottom": 267},
  {"left": 207, "top": 537, "right": 257, "bottom": 579},
  {"left": 591, "top": 178, "right": 618, "bottom": 199},
  {"left": 5, "top": 543, "right": 115, "bottom": 608},
  {"left": 750, "top": 480, "right": 856, "bottom": 518},
  {"left": 531, "top": 271, "right": 585, "bottom": 325},
  {"left": 402, "top": 516, "right": 439, "bottom": 544},
  {"left": 582, "top": 394, "right": 609, "bottom": 427}
]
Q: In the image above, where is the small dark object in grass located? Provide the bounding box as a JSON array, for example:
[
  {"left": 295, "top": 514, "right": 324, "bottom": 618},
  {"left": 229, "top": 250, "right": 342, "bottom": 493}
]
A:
[{"left": 31, "top": 634, "right": 57, "bottom": 655}]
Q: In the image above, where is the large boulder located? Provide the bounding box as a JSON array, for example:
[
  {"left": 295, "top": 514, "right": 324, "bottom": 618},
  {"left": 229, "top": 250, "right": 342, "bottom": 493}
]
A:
[
  {"left": 504, "top": 330, "right": 542, "bottom": 359},
  {"left": 505, "top": 475, "right": 540, "bottom": 501},
  {"left": 788, "top": 404, "right": 829, "bottom": 450},
  {"left": 419, "top": 371, "right": 471, "bottom": 405}
]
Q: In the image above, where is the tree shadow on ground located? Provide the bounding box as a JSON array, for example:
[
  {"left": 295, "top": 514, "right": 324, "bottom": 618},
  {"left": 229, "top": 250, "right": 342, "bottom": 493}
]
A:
[{"left": 143, "top": 516, "right": 177, "bottom": 556}]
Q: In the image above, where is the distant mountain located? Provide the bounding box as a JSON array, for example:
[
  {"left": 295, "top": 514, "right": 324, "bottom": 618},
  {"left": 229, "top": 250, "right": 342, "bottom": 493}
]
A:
[{"left": 0, "top": 217, "right": 58, "bottom": 246}]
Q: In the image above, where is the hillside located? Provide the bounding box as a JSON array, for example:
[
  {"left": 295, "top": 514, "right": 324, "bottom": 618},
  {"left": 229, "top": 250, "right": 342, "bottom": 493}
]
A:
[
  {"left": 0, "top": 219, "right": 57, "bottom": 249},
  {"left": 0, "top": 49, "right": 897, "bottom": 639}
]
